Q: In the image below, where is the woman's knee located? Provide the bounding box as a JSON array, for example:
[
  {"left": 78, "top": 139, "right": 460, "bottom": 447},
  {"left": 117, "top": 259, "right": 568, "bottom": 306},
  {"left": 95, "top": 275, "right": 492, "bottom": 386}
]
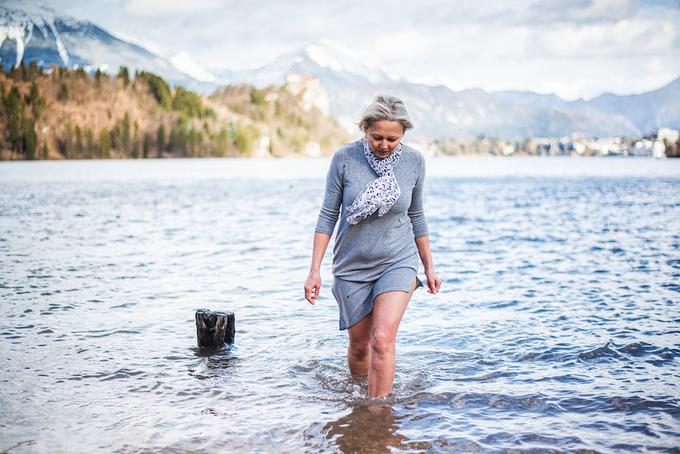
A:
[
  {"left": 349, "top": 338, "right": 370, "bottom": 359},
  {"left": 370, "top": 328, "right": 395, "bottom": 356}
]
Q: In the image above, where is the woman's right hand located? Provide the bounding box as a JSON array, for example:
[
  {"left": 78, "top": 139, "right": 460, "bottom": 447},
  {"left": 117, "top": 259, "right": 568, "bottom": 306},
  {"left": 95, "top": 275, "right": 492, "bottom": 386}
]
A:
[{"left": 304, "top": 270, "right": 321, "bottom": 305}]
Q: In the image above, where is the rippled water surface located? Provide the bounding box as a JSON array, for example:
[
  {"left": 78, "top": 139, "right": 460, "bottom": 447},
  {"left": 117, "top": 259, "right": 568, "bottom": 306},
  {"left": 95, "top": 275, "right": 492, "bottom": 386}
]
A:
[{"left": 1, "top": 157, "right": 680, "bottom": 453}]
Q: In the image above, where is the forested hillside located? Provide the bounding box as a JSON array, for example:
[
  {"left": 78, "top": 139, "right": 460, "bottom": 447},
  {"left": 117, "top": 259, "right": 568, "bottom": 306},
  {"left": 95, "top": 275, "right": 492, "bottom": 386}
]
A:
[{"left": 0, "top": 63, "right": 349, "bottom": 160}]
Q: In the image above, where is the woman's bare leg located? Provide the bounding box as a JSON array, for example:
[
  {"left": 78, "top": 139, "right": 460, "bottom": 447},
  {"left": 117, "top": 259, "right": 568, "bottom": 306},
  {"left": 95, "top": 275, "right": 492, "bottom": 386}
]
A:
[
  {"left": 347, "top": 312, "right": 373, "bottom": 376},
  {"left": 368, "top": 279, "right": 417, "bottom": 398}
]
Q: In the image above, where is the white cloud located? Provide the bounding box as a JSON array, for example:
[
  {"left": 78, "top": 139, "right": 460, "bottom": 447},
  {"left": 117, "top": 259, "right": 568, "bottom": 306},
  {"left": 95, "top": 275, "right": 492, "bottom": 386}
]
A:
[
  {"left": 531, "top": 18, "right": 679, "bottom": 58},
  {"left": 42, "top": 0, "right": 680, "bottom": 99},
  {"left": 526, "top": 0, "right": 641, "bottom": 23},
  {"left": 358, "top": 2, "right": 680, "bottom": 98},
  {"left": 123, "top": 0, "right": 225, "bottom": 16}
]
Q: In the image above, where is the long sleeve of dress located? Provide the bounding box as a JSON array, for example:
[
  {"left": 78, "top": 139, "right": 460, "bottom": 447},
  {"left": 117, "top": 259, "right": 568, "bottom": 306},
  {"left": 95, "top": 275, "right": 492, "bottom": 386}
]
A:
[
  {"left": 408, "top": 153, "right": 429, "bottom": 238},
  {"left": 315, "top": 151, "right": 344, "bottom": 235}
]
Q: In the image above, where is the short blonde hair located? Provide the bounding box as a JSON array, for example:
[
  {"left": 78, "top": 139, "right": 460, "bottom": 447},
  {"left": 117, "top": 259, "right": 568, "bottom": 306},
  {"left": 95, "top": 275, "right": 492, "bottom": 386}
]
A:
[{"left": 358, "top": 94, "right": 413, "bottom": 133}]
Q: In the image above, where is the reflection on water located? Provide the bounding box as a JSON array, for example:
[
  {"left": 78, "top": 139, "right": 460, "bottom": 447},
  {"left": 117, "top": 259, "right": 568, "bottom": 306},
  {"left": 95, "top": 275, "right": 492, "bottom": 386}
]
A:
[
  {"left": 313, "top": 405, "right": 409, "bottom": 453},
  {"left": 1, "top": 157, "right": 679, "bottom": 453}
]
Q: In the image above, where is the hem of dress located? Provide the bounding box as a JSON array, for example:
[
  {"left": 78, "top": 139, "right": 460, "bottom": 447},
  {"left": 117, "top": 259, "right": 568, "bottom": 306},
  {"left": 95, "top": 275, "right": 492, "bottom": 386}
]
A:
[
  {"left": 371, "top": 276, "right": 423, "bottom": 305},
  {"left": 339, "top": 304, "right": 374, "bottom": 331},
  {"left": 338, "top": 276, "right": 423, "bottom": 331}
]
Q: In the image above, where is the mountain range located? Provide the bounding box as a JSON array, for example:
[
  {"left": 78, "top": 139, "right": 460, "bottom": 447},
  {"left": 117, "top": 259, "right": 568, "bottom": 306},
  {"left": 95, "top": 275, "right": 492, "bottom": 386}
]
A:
[
  {"left": 0, "top": 2, "right": 212, "bottom": 92},
  {"left": 1, "top": 2, "right": 678, "bottom": 140}
]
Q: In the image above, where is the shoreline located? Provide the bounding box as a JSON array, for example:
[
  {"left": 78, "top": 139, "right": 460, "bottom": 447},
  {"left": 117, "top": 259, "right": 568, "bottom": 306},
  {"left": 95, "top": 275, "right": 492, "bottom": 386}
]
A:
[{"left": 1, "top": 156, "right": 678, "bottom": 182}]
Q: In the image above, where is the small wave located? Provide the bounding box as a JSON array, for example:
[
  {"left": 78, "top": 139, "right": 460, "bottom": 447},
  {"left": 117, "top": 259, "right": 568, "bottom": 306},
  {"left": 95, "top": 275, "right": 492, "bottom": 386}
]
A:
[
  {"left": 486, "top": 299, "right": 520, "bottom": 309},
  {"left": 405, "top": 391, "right": 560, "bottom": 413},
  {"left": 75, "top": 329, "right": 142, "bottom": 338},
  {"left": 450, "top": 370, "right": 517, "bottom": 382},
  {"left": 525, "top": 374, "right": 592, "bottom": 384},
  {"left": 515, "top": 339, "right": 677, "bottom": 365},
  {"left": 480, "top": 431, "right": 588, "bottom": 451},
  {"left": 661, "top": 282, "right": 680, "bottom": 293},
  {"left": 492, "top": 234, "right": 565, "bottom": 244},
  {"left": 616, "top": 341, "right": 676, "bottom": 358},
  {"left": 577, "top": 341, "right": 624, "bottom": 361},
  {"left": 558, "top": 395, "right": 680, "bottom": 415},
  {"left": 65, "top": 368, "right": 147, "bottom": 382},
  {"left": 110, "top": 302, "right": 137, "bottom": 309},
  {"left": 578, "top": 340, "right": 678, "bottom": 363}
]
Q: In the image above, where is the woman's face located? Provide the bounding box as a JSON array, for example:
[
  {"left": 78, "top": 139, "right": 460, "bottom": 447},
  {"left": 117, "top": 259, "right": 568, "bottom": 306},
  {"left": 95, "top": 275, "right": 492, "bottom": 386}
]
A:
[{"left": 366, "top": 120, "right": 404, "bottom": 159}]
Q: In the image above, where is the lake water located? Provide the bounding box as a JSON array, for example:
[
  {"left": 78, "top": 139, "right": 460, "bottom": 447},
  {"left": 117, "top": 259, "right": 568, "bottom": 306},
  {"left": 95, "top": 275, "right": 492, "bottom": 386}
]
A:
[{"left": 1, "top": 157, "right": 679, "bottom": 453}]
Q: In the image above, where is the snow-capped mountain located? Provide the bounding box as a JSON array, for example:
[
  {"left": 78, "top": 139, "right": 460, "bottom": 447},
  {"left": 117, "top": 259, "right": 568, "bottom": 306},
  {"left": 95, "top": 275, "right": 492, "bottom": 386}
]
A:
[
  {"left": 214, "top": 40, "right": 408, "bottom": 133},
  {"left": 216, "top": 39, "right": 391, "bottom": 86},
  {"left": 0, "top": 1, "right": 210, "bottom": 90},
  {"left": 169, "top": 51, "right": 217, "bottom": 83},
  {"left": 216, "top": 40, "right": 658, "bottom": 139},
  {"left": 2, "top": 1, "right": 677, "bottom": 140}
]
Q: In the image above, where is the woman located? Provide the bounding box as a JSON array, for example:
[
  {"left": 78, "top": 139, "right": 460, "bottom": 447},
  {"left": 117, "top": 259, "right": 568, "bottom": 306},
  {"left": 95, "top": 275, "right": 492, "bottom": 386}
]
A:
[{"left": 304, "top": 94, "right": 441, "bottom": 398}]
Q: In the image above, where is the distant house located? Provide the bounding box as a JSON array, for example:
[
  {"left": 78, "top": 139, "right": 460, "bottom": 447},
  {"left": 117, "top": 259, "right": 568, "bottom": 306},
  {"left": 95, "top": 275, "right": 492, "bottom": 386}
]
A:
[
  {"left": 655, "top": 128, "right": 680, "bottom": 143},
  {"left": 591, "top": 137, "right": 624, "bottom": 156},
  {"left": 632, "top": 137, "right": 667, "bottom": 158},
  {"left": 285, "top": 72, "right": 330, "bottom": 116}
]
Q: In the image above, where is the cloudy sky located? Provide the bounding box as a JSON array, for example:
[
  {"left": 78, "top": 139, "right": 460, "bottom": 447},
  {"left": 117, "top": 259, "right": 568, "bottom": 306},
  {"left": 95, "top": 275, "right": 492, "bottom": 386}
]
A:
[{"left": 44, "top": 0, "right": 680, "bottom": 100}]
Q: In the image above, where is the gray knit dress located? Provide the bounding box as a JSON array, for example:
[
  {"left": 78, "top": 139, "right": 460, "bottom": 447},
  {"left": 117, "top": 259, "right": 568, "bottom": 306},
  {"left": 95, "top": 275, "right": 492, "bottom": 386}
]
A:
[{"left": 315, "top": 140, "right": 429, "bottom": 330}]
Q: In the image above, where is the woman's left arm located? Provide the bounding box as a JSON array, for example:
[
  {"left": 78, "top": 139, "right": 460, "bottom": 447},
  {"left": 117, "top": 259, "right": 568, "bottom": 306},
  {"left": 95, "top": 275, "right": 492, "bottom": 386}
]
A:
[
  {"left": 408, "top": 152, "right": 441, "bottom": 294},
  {"left": 415, "top": 236, "right": 441, "bottom": 294}
]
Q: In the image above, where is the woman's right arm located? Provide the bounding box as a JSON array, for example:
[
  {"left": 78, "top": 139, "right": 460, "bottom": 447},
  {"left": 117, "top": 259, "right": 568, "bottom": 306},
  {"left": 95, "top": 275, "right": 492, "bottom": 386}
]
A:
[
  {"left": 305, "top": 150, "right": 344, "bottom": 305},
  {"left": 305, "top": 232, "right": 331, "bottom": 305}
]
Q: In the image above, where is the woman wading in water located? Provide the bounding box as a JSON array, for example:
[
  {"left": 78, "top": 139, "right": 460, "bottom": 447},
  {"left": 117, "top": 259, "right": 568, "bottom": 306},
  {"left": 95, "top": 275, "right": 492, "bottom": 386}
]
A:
[{"left": 304, "top": 94, "right": 441, "bottom": 398}]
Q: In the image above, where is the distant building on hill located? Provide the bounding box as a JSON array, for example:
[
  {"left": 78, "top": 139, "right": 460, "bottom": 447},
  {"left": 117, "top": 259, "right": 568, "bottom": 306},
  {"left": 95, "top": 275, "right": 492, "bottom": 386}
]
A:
[{"left": 285, "top": 72, "right": 330, "bottom": 116}]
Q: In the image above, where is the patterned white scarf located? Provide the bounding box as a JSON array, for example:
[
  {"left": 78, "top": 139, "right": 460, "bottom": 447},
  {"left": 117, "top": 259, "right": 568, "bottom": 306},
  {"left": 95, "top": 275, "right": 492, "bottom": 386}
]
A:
[{"left": 345, "top": 138, "right": 402, "bottom": 225}]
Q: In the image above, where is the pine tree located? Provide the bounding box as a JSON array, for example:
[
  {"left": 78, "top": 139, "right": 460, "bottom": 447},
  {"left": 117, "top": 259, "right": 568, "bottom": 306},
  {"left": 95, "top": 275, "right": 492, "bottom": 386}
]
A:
[
  {"left": 58, "top": 82, "right": 69, "bottom": 102},
  {"left": 22, "top": 119, "right": 37, "bottom": 160},
  {"left": 99, "top": 128, "right": 111, "bottom": 158},
  {"left": 9, "top": 61, "right": 26, "bottom": 81},
  {"left": 117, "top": 66, "right": 130, "bottom": 88},
  {"left": 143, "top": 132, "right": 152, "bottom": 158},
  {"left": 6, "top": 86, "right": 24, "bottom": 154},
  {"left": 122, "top": 112, "right": 131, "bottom": 152},
  {"left": 28, "top": 80, "right": 46, "bottom": 119},
  {"left": 27, "top": 62, "right": 40, "bottom": 81},
  {"left": 131, "top": 140, "right": 139, "bottom": 159},
  {"left": 18, "top": 61, "right": 27, "bottom": 81},
  {"left": 156, "top": 124, "right": 165, "bottom": 157},
  {"left": 216, "top": 127, "right": 228, "bottom": 157},
  {"left": 60, "top": 122, "right": 73, "bottom": 158},
  {"left": 75, "top": 125, "right": 83, "bottom": 158},
  {"left": 229, "top": 121, "right": 237, "bottom": 144},
  {"left": 85, "top": 127, "right": 94, "bottom": 159},
  {"left": 29, "top": 79, "right": 39, "bottom": 105},
  {"left": 137, "top": 71, "right": 172, "bottom": 108},
  {"left": 168, "top": 120, "right": 188, "bottom": 154}
]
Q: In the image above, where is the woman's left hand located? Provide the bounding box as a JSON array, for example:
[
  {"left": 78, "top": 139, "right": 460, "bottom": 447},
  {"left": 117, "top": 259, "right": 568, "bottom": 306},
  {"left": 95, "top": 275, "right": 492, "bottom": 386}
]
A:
[{"left": 425, "top": 268, "right": 441, "bottom": 294}]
